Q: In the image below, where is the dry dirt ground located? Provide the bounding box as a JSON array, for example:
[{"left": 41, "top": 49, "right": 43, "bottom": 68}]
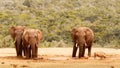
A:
[{"left": 0, "top": 48, "right": 120, "bottom": 68}]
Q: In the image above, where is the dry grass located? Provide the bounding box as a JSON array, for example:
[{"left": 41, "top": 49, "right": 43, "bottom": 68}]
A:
[{"left": 0, "top": 48, "right": 120, "bottom": 68}]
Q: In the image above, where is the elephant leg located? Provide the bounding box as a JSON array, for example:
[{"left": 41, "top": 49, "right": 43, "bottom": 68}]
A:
[
  {"left": 23, "top": 45, "right": 27, "bottom": 57},
  {"left": 35, "top": 45, "right": 38, "bottom": 58},
  {"left": 23, "top": 45, "right": 26, "bottom": 57},
  {"left": 15, "top": 42, "right": 19, "bottom": 57},
  {"left": 72, "top": 44, "right": 78, "bottom": 57},
  {"left": 29, "top": 47, "right": 31, "bottom": 58},
  {"left": 23, "top": 43, "right": 27, "bottom": 57},
  {"left": 88, "top": 46, "right": 91, "bottom": 57}
]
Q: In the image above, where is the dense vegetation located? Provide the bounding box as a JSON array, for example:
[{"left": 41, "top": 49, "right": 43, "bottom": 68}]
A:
[{"left": 0, "top": 0, "right": 120, "bottom": 48}]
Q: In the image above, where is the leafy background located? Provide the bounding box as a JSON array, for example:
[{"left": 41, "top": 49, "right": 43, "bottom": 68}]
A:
[{"left": 0, "top": 0, "right": 120, "bottom": 48}]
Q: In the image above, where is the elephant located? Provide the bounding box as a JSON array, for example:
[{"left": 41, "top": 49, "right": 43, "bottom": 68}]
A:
[
  {"left": 71, "top": 27, "right": 94, "bottom": 58},
  {"left": 9, "top": 26, "right": 25, "bottom": 57},
  {"left": 22, "top": 29, "right": 42, "bottom": 59}
]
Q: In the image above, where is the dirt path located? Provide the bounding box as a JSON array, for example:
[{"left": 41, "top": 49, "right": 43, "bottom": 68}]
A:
[{"left": 0, "top": 48, "right": 120, "bottom": 68}]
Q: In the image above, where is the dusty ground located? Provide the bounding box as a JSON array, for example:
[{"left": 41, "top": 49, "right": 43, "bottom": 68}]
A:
[{"left": 0, "top": 48, "right": 120, "bottom": 68}]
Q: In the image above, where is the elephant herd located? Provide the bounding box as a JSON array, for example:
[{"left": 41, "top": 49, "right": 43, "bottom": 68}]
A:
[
  {"left": 9, "top": 26, "right": 94, "bottom": 59},
  {"left": 9, "top": 26, "right": 42, "bottom": 59}
]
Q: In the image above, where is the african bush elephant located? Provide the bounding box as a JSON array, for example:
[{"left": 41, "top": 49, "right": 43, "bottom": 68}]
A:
[
  {"left": 9, "top": 26, "right": 25, "bottom": 57},
  {"left": 71, "top": 27, "right": 94, "bottom": 58},
  {"left": 22, "top": 29, "right": 42, "bottom": 59}
]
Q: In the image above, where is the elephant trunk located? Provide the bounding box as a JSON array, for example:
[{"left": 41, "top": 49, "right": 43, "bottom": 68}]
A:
[
  {"left": 15, "top": 36, "right": 22, "bottom": 57},
  {"left": 31, "top": 43, "right": 38, "bottom": 59},
  {"left": 28, "top": 39, "right": 38, "bottom": 59},
  {"left": 78, "top": 44, "right": 85, "bottom": 58}
]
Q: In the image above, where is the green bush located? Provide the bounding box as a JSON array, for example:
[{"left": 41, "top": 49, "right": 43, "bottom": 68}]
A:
[{"left": 0, "top": 0, "right": 120, "bottom": 48}]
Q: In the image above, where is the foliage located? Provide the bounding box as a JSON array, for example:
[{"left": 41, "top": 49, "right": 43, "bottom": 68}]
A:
[{"left": 0, "top": 0, "right": 120, "bottom": 48}]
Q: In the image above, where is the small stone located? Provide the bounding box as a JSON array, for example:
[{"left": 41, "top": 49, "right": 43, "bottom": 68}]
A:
[{"left": 1, "top": 62, "right": 5, "bottom": 64}]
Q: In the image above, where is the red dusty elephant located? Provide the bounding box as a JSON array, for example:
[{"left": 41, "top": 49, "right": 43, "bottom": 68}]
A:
[
  {"left": 71, "top": 27, "right": 94, "bottom": 58},
  {"left": 22, "top": 29, "right": 42, "bottom": 59},
  {"left": 9, "top": 26, "right": 25, "bottom": 57}
]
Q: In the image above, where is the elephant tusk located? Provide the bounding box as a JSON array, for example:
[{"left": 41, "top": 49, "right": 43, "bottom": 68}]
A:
[
  {"left": 85, "top": 43, "right": 87, "bottom": 46},
  {"left": 14, "top": 41, "right": 16, "bottom": 44},
  {"left": 28, "top": 45, "right": 30, "bottom": 48},
  {"left": 14, "top": 38, "right": 17, "bottom": 44},
  {"left": 75, "top": 43, "right": 78, "bottom": 47}
]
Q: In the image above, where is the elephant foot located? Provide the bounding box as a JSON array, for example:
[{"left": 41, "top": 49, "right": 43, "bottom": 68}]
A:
[
  {"left": 17, "top": 56, "right": 23, "bottom": 59},
  {"left": 25, "top": 56, "right": 31, "bottom": 59},
  {"left": 78, "top": 56, "right": 82, "bottom": 58},
  {"left": 25, "top": 57, "right": 30, "bottom": 59},
  {"left": 88, "top": 54, "right": 91, "bottom": 57},
  {"left": 78, "top": 54, "right": 83, "bottom": 58},
  {"left": 72, "top": 52, "right": 76, "bottom": 57},
  {"left": 17, "top": 55, "right": 22, "bottom": 58},
  {"left": 33, "top": 57, "right": 38, "bottom": 60},
  {"left": 72, "top": 56, "right": 76, "bottom": 57}
]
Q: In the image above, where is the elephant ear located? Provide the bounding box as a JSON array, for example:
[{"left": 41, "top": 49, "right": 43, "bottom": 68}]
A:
[
  {"left": 36, "top": 30, "right": 42, "bottom": 42},
  {"left": 24, "top": 30, "right": 29, "bottom": 43},
  {"left": 9, "top": 26, "right": 16, "bottom": 40},
  {"left": 71, "top": 27, "right": 78, "bottom": 42}
]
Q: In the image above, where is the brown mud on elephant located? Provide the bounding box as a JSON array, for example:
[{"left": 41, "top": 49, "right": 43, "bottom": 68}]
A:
[
  {"left": 22, "top": 29, "right": 42, "bottom": 59},
  {"left": 71, "top": 27, "right": 94, "bottom": 58},
  {"left": 9, "top": 26, "right": 25, "bottom": 57}
]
